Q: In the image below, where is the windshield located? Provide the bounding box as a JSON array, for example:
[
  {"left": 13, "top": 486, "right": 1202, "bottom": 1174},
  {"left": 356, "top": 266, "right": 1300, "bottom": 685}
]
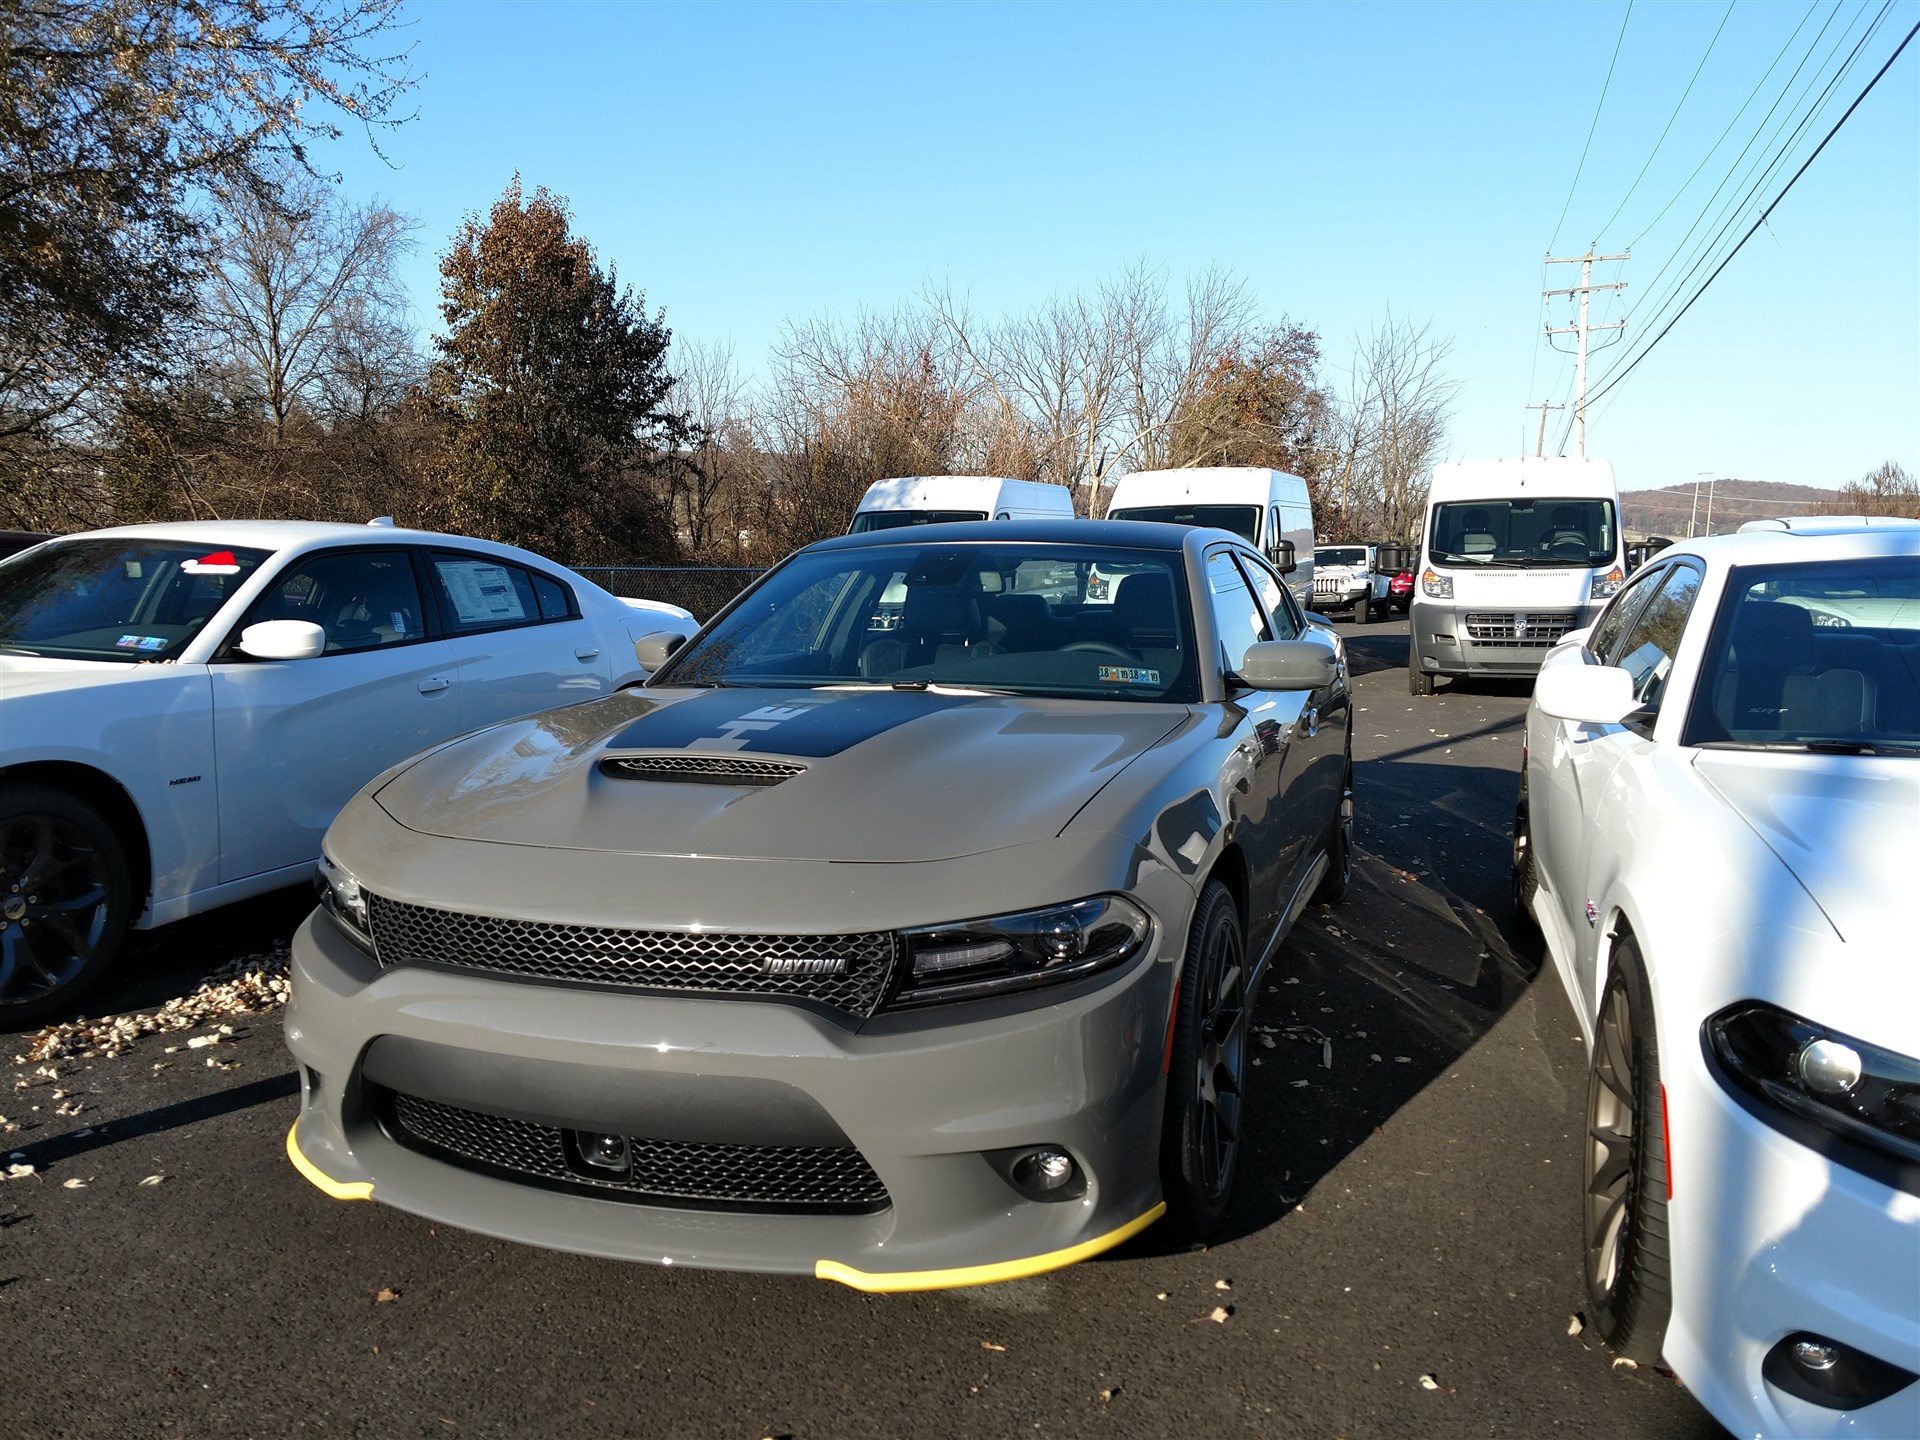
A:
[
  {"left": 662, "top": 541, "right": 1199, "bottom": 702},
  {"left": 847, "top": 509, "right": 989, "bottom": 533},
  {"left": 0, "top": 538, "right": 271, "bottom": 662},
  {"left": 1428, "top": 498, "right": 1617, "bottom": 567},
  {"left": 1316, "top": 547, "right": 1366, "bottom": 567},
  {"left": 1687, "top": 556, "right": 1920, "bottom": 752},
  {"left": 1109, "top": 504, "right": 1260, "bottom": 544}
]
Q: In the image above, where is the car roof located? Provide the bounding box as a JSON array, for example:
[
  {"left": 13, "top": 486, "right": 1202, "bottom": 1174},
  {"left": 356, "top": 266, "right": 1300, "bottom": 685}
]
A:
[
  {"left": 1643, "top": 516, "right": 1920, "bottom": 569},
  {"left": 801, "top": 517, "right": 1218, "bottom": 554}
]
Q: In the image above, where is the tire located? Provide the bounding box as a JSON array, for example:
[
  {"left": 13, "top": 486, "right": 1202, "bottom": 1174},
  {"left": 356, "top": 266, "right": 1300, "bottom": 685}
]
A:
[
  {"left": 1583, "top": 937, "right": 1673, "bottom": 1363},
  {"left": 1511, "top": 768, "right": 1539, "bottom": 930},
  {"left": 1353, "top": 596, "right": 1370, "bottom": 625},
  {"left": 1159, "top": 880, "right": 1249, "bottom": 1243},
  {"left": 1408, "top": 636, "right": 1434, "bottom": 696},
  {"left": 1312, "top": 753, "right": 1354, "bottom": 906},
  {"left": 0, "top": 786, "right": 133, "bottom": 1027}
]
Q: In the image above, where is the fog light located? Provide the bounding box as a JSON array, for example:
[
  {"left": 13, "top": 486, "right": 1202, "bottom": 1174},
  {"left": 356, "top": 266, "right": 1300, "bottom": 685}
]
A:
[
  {"left": 583, "top": 1133, "right": 629, "bottom": 1171},
  {"left": 1793, "top": 1339, "right": 1840, "bottom": 1372},
  {"left": 1011, "top": 1147, "right": 1077, "bottom": 1194},
  {"left": 1796, "top": 1039, "right": 1862, "bottom": 1096}
]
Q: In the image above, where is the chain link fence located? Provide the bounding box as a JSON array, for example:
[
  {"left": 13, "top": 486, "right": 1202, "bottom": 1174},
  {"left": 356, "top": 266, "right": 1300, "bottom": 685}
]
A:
[{"left": 573, "top": 567, "right": 763, "bottom": 622}]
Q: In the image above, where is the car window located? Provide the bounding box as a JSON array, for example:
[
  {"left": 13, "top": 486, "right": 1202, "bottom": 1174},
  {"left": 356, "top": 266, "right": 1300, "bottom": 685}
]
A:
[
  {"left": 1238, "top": 552, "right": 1301, "bottom": 641},
  {"left": 428, "top": 553, "right": 543, "bottom": 635},
  {"left": 1206, "top": 550, "right": 1272, "bottom": 672},
  {"left": 531, "top": 571, "right": 574, "bottom": 621},
  {"left": 661, "top": 541, "right": 1199, "bottom": 702},
  {"left": 242, "top": 549, "right": 426, "bottom": 655},
  {"left": 1609, "top": 563, "right": 1702, "bottom": 709},
  {"left": 1588, "top": 562, "right": 1668, "bottom": 662}
]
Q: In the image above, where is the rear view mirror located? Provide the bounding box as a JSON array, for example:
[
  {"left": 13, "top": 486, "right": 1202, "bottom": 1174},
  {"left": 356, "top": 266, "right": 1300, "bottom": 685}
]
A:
[
  {"left": 634, "top": 630, "right": 687, "bottom": 672},
  {"left": 237, "top": 620, "right": 326, "bottom": 661},
  {"left": 1269, "top": 539, "right": 1297, "bottom": 575},
  {"left": 1534, "top": 664, "right": 1640, "bottom": 724},
  {"left": 1238, "top": 639, "right": 1338, "bottom": 691}
]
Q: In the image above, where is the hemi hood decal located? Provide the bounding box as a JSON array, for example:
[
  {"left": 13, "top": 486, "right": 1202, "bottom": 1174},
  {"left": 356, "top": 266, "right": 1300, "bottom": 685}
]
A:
[{"left": 602, "top": 687, "right": 979, "bottom": 758}]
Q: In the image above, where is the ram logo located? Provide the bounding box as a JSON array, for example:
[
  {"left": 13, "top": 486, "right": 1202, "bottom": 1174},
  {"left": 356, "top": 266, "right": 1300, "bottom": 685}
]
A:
[{"left": 761, "top": 955, "right": 848, "bottom": 977}]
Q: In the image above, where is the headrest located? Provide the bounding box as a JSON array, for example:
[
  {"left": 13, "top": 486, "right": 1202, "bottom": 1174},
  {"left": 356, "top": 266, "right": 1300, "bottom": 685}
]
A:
[
  {"left": 1729, "top": 601, "right": 1812, "bottom": 656},
  {"left": 1112, "top": 571, "right": 1176, "bottom": 630}
]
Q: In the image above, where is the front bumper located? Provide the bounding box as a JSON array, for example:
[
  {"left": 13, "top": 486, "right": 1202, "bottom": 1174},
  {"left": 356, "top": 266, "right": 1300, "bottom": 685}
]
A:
[
  {"left": 285, "top": 907, "right": 1178, "bottom": 1290},
  {"left": 1409, "top": 601, "right": 1603, "bottom": 677},
  {"left": 1308, "top": 584, "right": 1369, "bottom": 611},
  {"left": 1664, "top": 1054, "right": 1920, "bottom": 1437}
]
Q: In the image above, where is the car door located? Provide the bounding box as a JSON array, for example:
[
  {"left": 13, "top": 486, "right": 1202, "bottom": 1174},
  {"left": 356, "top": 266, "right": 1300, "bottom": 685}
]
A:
[
  {"left": 1243, "top": 549, "right": 1347, "bottom": 852},
  {"left": 420, "top": 551, "right": 615, "bottom": 732},
  {"left": 1546, "top": 561, "right": 1704, "bottom": 1011},
  {"left": 1204, "top": 547, "right": 1311, "bottom": 953},
  {"left": 208, "top": 546, "right": 462, "bottom": 883}
]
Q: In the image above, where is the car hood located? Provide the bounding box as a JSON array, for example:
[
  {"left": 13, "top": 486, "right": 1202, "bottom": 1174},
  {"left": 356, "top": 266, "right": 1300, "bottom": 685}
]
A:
[
  {"left": 1694, "top": 751, "right": 1915, "bottom": 948},
  {"left": 0, "top": 652, "right": 179, "bottom": 698},
  {"left": 374, "top": 686, "right": 1190, "bottom": 862}
]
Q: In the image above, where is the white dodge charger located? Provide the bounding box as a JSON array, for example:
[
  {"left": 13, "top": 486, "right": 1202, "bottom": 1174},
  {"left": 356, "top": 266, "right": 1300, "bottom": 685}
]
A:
[
  {"left": 0, "top": 521, "right": 698, "bottom": 1024},
  {"left": 1514, "top": 514, "right": 1920, "bottom": 1438}
]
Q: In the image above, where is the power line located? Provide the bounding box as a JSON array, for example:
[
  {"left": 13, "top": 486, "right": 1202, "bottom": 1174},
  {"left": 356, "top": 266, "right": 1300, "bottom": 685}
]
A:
[
  {"left": 1596, "top": 0, "right": 1737, "bottom": 241},
  {"left": 1546, "top": 0, "right": 1635, "bottom": 253},
  {"left": 1583, "top": 14, "right": 1920, "bottom": 411},
  {"left": 1590, "top": 1, "right": 1896, "bottom": 400}
]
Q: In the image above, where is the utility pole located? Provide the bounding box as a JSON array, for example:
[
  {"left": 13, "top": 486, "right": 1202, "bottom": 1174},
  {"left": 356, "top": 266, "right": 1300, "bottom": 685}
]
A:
[
  {"left": 1544, "top": 249, "right": 1628, "bottom": 456},
  {"left": 1525, "top": 403, "right": 1566, "bottom": 458},
  {"left": 1705, "top": 475, "right": 1719, "bottom": 536},
  {"left": 1689, "top": 471, "right": 1710, "bottom": 537}
]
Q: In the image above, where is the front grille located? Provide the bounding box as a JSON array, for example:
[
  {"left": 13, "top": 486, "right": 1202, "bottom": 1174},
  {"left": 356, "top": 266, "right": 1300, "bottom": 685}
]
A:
[
  {"left": 1463, "top": 611, "right": 1576, "bottom": 647},
  {"left": 365, "top": 895, "right": 897, "bottom": 1018},
  {"left": 382, "top": 1089, "right": 890, "bottom": 1213},
  {"left": 600, "top": 754, "right": 806, "bottom": 786}
]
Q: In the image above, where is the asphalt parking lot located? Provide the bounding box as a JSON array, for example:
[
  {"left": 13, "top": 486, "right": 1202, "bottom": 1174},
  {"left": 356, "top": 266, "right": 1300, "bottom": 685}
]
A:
[{"left": 3, "top": 616, "right": 1729, "bottom": 1440}]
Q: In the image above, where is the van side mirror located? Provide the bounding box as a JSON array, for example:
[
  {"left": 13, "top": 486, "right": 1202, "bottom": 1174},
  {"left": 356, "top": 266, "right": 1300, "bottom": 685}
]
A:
[{"left": 1269, "top": 539, "right": 1297, "bottom": 574}]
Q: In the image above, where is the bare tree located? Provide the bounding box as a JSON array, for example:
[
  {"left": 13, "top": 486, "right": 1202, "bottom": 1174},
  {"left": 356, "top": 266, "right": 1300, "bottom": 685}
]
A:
[
  {"left": 1325, "top": 315, "right": 1459, "bottom": 540},
  {"left": 666, "top": 339, "right": 752, "bottom": 554},
  {"left": 1821, "top": 460, "right": 1919, "bottom": 519}
]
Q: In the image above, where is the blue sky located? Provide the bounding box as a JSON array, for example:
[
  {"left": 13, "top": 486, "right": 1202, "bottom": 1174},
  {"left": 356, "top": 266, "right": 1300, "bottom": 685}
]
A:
[{"left": 328, "top": 0, "right": 1919, "bottom": 495}]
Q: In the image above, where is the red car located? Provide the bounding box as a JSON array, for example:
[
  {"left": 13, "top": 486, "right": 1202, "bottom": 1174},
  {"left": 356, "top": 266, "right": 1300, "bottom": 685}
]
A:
[{"left": 1387, "top": 569, "right": 1414, "bottom": 613}]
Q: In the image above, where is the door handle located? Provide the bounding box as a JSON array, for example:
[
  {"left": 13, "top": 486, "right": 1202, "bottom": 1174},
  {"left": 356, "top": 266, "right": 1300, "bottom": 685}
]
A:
[
  {"left": 574, "top": 647, "right": 601, "bottom": 661},
  {"left": 417, "top": 676, "right": 452, "bottom": 694}
]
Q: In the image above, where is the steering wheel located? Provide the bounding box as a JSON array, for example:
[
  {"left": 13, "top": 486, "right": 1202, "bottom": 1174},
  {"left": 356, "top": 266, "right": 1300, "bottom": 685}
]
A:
[{"left": 1062, "top": 640, "right": 1137, "bottom": 661}]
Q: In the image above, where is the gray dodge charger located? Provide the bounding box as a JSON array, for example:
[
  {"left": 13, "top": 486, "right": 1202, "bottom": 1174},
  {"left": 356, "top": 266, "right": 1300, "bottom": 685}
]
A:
[{"left": 286, "top": 519, "right": 1354, "bottom": 1290}]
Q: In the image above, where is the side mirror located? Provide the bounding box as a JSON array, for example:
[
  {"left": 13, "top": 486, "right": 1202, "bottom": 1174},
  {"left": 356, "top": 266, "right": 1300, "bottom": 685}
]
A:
[
  {"left": 237, "top": 620, "right": 326, "bottom": 661},
  {"left": 634, "top": 630, "right": 688, "bottom": 672},
  {"left": 1533, "top": 663, "right": 1640, "bottom": 724},
  {"left": 1268, "top": 539, "right": 1297, "bottom": 575},
  {"left": 1238, "top": 639, "right": 1338, "bottom": 691}
]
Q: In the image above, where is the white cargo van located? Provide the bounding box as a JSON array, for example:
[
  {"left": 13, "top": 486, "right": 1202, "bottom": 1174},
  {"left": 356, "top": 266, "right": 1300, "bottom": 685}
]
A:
[
  {"left": 1407, "top": 457, "right": 1625, "bottom": 695},
  {"left": 848, "top": 476, "right": 1074, "bottom": 532},
  {"left": 1105, "top": 467, "right": 1315, "bottom": 606}
]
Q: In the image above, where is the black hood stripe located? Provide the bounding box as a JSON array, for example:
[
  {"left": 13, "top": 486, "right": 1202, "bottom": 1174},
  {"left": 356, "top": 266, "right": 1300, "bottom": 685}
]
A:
[{"left": 604, "top": 688, "right": 982, "bottom": 758}]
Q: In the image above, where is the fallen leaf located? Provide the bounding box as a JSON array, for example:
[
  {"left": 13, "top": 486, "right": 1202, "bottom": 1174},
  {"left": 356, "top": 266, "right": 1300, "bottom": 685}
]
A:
[
  {"left": 61, "top": 1177, "right": 88, "bottom": 1189},
  {"left": 1256, "top": 1034, "right": 1276, "bottom": 1050},
  {"left": 979, "top": 1340, "right": 1005, "bottom": 1352},
  {"left": 375, "top": 1287, "right": 401, "bottom": 1303},
  {"left": 138, "top": 1173, "right": 166, "bottom": 1186},
  {"left": 1567, "top": 1314, "right": 1584, "bottom": 1337},
  {"left": 1096, "top": 1385, "right": 1119, "bottom": 1404},
  {"left": 7, "top": 1162, "right": 35, "bottom": 1178},
  {"left": 1209, "top": 1305, "right": 1232, "bottom": 1323},
  {"left": 1214, "top": 1279, "right": 1232, "bottom": 1291},
  {"left": 1612, "top": 1356, "right": 1638, "bottom": 1371},
  {"left": 1155, "top": 1291, "right": 1168, "bottom": 1301}
]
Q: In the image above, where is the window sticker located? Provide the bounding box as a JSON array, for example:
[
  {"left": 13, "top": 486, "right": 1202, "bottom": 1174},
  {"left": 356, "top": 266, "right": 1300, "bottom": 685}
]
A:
[
  {"left": 438, "top": 560, "right": 527, "bottom": 624},
  {"left": 182, "top": 550, "right": 241, "bottom": 575},
  {"left": 115, "top": 634, "right": 168, "bottom": 650},
  {"left": 1097, "top": 665, "right": 1161, "bottom": 685}
]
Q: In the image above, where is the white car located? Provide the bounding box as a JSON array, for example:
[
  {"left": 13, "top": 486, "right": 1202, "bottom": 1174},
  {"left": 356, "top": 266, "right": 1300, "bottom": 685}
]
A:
[
  {"left": 1512, "top": 515, "right": 1920, "bottom": 1438},
  {"left": 0, "top": 520, "right": 698, "bottom": 1024}
]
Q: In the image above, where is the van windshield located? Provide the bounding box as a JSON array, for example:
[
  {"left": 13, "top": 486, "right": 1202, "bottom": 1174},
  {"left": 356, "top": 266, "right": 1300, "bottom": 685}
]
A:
[
  {"left": 848, "top": 510, "right": 988, "bottom": 533},
  {"left": 1428, "top": 498, "right": 1617, "bottom": 567},
  {"left": 1108, "top": 505, "right": 1260, "bottom": 544}
]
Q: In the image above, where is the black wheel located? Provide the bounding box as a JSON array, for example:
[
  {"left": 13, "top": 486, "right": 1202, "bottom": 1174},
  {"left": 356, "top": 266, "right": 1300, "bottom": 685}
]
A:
[
  {"left": 1511, "top": 768, "right": 1539, "bottom": 928},
  {"left": 1353, "top": 596, "right": 1370, "bottom": 625},
  {"left": 1312, "top": 753, "right": 1354, "bottom": 906},
  {"left": 1408, "top": 637, "right": 1434, "bottom": 696},
  {"left": 1160, "top": 880, "right": 1248, "bottom": 1243},
  {"left": 1584, "top": 938, "right": 1672, "bottom": 1363},
  {"left": 0, "top": 786, "right": 133, "bottom": 1026}
]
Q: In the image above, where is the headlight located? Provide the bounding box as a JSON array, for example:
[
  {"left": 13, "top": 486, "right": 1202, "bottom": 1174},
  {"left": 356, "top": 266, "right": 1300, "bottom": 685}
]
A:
[
  {"left": 1705, "top": 1002, "right": 1920, "bottom": 1189},
  {"left": 1421, "top": 568, "right": 1453, "bottom": 599},
  {"left": 1589, "top": 566, "right": 1625, "bottom": 600},
  {"left": 890, "top": 895, "right": 1150, "bottom": 1007},
  {"left": 315, "top": 849, "right": 376, "bottom": 957}
]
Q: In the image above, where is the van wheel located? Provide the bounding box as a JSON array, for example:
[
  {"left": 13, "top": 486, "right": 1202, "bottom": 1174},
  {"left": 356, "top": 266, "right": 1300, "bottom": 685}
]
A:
[
  {"left": 1408, "top": 638, "right": 1434, "bottom": 695},
  {"left": 0, "top": 786, "right": 133, "bottom": 1026}
]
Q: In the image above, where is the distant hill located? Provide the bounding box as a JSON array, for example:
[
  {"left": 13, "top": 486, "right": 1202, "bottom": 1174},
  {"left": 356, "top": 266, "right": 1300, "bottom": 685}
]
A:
[{"left": 1620, "top": 479, "right": 1833, "bottom": 541}]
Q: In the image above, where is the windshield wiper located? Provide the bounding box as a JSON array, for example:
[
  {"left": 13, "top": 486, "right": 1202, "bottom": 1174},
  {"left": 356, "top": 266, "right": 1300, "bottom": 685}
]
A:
[
  {"left": 0, "top": 644, "right": 42, "bottom": 656},
  {"left": 1700, "top": 739, "right": 1920, "bottom": 755}
]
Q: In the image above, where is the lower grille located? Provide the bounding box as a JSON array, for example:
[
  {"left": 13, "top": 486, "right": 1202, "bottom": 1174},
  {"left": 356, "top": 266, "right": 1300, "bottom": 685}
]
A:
[
  {"left": 1463, "top": 611, "right": 1576, "bottom": 647},
  {"left": 365, "top": 894, "right": 897, "bottom": 1018},
  {"left": 382, "top": 1089, "right": 891, "bottom": 1214}
]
